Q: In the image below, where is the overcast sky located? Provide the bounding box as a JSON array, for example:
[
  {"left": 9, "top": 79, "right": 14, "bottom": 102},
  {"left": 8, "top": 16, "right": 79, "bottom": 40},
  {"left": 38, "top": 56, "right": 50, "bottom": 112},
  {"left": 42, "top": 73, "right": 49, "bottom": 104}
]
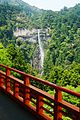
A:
[{"left": 23, "top": 0, "right": 80, "bottom": 11}]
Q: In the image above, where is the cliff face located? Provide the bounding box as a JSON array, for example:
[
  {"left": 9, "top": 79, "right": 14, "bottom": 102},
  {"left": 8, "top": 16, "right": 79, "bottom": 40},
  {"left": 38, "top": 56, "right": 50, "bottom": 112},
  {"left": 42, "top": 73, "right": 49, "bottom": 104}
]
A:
[
  {"left": 14, "top": 28, "right": 51, "bottom": 42},
  {"left": 14, "top": 28, "right": 37, "bottom": 37},
  {"left": 14, "top": 28, "right": 51, "bottom": 71}
]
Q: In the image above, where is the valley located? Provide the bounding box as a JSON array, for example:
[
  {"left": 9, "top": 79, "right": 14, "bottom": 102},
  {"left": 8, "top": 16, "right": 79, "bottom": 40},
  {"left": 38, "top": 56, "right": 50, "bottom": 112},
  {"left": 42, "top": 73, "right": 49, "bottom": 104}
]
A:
[
  {"left": 0, "top": 1, "right": 80, "bottom": 119},
  {"left": 0, "top": 0, "right": 80, "bottom": 88}
]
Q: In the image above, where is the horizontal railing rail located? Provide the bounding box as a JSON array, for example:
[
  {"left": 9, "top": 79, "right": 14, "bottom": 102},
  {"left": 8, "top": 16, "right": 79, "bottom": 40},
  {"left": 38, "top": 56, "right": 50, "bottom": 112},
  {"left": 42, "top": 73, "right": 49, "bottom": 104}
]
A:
[{"left": 0, "top": 64, "right": 80, "bottom": 120}]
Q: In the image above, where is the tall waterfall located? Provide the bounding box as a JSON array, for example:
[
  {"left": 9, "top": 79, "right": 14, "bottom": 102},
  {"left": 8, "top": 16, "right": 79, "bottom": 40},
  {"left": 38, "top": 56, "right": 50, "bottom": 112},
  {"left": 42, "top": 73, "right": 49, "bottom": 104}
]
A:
[{"left": 38, "top": 29, "right": 44, "bottom": 69}]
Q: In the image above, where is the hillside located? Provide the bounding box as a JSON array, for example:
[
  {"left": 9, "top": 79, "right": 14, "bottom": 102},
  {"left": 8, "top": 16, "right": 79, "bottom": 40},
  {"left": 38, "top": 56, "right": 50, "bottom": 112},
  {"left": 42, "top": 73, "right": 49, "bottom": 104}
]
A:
[
  {"left": 44, "top": 4, "right": 80, "bottom": 87},
  {"left": 0, "top": 0, "right": 42, "bottom": 16},
  {"left": 0, "top": 1, "right": 80, "bottom": 87},
  {"left": 0, "top": 2, "right": 80, "bottom": 120}
]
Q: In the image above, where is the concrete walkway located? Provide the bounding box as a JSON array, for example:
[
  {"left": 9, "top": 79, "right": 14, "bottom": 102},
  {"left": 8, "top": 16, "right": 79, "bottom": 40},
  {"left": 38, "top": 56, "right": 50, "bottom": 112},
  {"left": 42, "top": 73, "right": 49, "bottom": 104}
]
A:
[{"left": 0, "top": 91, "right": 37, "bottom": 120}]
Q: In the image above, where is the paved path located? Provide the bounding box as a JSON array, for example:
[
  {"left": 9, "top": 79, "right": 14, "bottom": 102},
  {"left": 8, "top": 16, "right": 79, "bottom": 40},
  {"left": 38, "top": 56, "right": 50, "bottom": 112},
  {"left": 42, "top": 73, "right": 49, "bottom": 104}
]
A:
[{"left": 0, "top": 91, "right": 37, "bottom": 120}]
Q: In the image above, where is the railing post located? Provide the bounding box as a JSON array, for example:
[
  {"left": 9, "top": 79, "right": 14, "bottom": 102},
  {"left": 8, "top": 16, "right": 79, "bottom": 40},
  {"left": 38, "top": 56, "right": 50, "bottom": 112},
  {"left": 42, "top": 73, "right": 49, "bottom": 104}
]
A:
[
  {"left": 36, "top": 95, "right": 44, "bottom": 115},
  {"left": 54, "top": 89, "right": 62, "bottom": 120},
  {"left": 0, "top": 74, "right": 4, "bottom": 87},
  {"left": 14, "top": 82, "right": 19, "bottom": 98},
  {"left": 24, "top": 76, "right": 30, "bottom": 105},
  {"left": 6, "top": 68, "right": 11, "bottom": 92}
]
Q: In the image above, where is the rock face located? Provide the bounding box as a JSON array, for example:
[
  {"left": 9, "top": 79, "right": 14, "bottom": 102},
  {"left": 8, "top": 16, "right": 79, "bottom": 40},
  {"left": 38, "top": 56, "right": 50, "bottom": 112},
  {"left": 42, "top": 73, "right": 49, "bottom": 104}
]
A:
[
  {"left": 14, "top": 28, "right": 51, "bottom": 72},
  {"left": 14, "top": 28, "right": 37, "bottom": 37},
  {"left": 14, "top": 28, "right": 51, "bottom": 42}
]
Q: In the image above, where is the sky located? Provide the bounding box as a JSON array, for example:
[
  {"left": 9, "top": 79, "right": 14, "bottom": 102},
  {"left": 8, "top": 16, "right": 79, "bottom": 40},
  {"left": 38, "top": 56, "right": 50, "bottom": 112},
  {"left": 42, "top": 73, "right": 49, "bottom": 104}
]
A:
[{"left": 23, "top": 0, "right": 80, "bottom": 11}]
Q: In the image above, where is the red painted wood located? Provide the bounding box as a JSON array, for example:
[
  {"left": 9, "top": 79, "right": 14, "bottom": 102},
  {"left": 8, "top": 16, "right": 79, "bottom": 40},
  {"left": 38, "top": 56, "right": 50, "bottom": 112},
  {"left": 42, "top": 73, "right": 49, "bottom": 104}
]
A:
[
  {"left": 14, "top": 82, "right": 19, "bottom": 98},
  {"left": 6, "top": 68, "right": 11, "bottom": 92},
  {"left": 24, "top": 76, "right": 30, "bottom": 105},
  {"left": 54, "top": 89, "right": 62, "bottom": 120},
  {"left": 0, "top": 64, "right": 80, "bottom": 120},
  {"left": 0, "top": 73, "right": 4, "bottom": 87},
  {"left": 0, "top": 64, "right": 80, "bottom": 97},
  {"left": 36, "top": 95, "right": 44, "bottom": 114}
]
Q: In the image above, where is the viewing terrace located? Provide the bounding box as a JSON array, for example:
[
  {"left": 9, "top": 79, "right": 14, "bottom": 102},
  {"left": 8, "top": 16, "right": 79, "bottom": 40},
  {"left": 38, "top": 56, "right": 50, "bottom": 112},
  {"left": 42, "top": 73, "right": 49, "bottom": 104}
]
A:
[{"left": 0, "top": 64, "right": 80, "bottom": 120}]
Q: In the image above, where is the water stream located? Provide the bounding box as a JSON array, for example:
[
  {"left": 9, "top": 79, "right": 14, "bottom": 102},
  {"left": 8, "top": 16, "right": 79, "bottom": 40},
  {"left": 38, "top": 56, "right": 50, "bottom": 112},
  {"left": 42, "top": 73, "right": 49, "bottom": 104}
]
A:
[{"left": 38, "top": 29, "right": 44, "bottom": 71}]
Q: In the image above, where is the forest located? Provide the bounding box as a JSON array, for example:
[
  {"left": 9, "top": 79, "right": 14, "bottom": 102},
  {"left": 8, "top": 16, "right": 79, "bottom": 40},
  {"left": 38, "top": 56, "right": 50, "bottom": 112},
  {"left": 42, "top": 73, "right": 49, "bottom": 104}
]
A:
[
  {"left": 0, "top": 2, "right": 80, "bottom": 119},
  {"left": 0, "top": 2, "right": 80, "bottom": 100}
]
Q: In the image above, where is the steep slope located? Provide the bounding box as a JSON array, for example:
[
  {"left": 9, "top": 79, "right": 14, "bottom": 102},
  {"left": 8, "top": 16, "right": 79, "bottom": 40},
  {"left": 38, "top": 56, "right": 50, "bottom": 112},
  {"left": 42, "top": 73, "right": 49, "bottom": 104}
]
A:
[
  {"left": 0, "top": 1, "right": 80, "bottom": 87},
  {"left": 44, "top": 4, "right": 80, "bottom": 87},
  {"left": 0, "top": 0, "right": 42, "bottom": 16},
  {"left": 0, "top": 0, "right": 55, "bottom": 29}
]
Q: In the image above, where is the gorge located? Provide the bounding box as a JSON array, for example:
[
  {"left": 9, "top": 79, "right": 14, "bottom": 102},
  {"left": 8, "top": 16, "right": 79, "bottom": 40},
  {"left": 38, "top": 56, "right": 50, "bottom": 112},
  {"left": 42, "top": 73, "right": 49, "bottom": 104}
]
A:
[{"left": 14, "top": 28, "right": 50, "bottom": 73}]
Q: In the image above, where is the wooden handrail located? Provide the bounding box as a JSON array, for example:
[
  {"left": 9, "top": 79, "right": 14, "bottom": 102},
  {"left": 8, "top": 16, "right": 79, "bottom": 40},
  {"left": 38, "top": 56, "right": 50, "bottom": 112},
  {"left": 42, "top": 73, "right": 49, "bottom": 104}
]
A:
[
  {"left": 0, "top": 64, "right": 79, "bottom": 97},
  {"left": 0, "top": 64, "right": 80, "bottom": 120}
]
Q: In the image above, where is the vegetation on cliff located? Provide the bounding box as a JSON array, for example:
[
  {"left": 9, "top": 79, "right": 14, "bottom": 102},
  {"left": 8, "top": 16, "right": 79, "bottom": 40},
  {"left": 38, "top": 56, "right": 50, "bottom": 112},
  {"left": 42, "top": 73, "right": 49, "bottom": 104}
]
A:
[{"left": 0, "top": 1, "right": 80, "bottom": 88}]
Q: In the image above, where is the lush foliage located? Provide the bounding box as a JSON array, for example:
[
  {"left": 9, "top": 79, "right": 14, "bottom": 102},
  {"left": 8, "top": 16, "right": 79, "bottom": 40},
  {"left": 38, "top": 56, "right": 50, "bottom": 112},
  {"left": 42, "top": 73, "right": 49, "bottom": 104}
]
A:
[
  {"left": 0, "top": 3, "right": 38, "bottom": 75},
  {"left": 44, "top": 5, "right": 80, "bottom": 87},
  {"left": 0, "top": 2, "right": 80, "bottom": 120},
  {"left": 0, "top": 2, "right": 80, "bottom": 87}
]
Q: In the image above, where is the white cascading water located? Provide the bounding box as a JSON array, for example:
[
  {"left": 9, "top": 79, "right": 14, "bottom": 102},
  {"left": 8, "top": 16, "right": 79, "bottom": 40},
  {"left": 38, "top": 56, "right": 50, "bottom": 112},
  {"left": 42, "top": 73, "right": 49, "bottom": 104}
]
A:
[{"left": 38, "top": 29, "right": 44, "bottom": 69}]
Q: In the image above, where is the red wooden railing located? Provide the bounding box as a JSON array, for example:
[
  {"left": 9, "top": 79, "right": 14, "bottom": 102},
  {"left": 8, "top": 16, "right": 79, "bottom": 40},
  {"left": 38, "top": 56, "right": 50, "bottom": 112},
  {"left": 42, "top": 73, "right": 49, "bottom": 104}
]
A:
[{"left": 0, "top": 64, "right": 80, "bottom": 120}]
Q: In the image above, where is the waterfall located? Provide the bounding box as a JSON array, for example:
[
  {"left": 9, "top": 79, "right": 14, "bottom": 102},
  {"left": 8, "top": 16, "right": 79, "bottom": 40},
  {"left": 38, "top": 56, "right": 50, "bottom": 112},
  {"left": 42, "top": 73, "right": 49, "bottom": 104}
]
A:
[{"left": 38, "top": 29, "right": 44, "bottom": 70}]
